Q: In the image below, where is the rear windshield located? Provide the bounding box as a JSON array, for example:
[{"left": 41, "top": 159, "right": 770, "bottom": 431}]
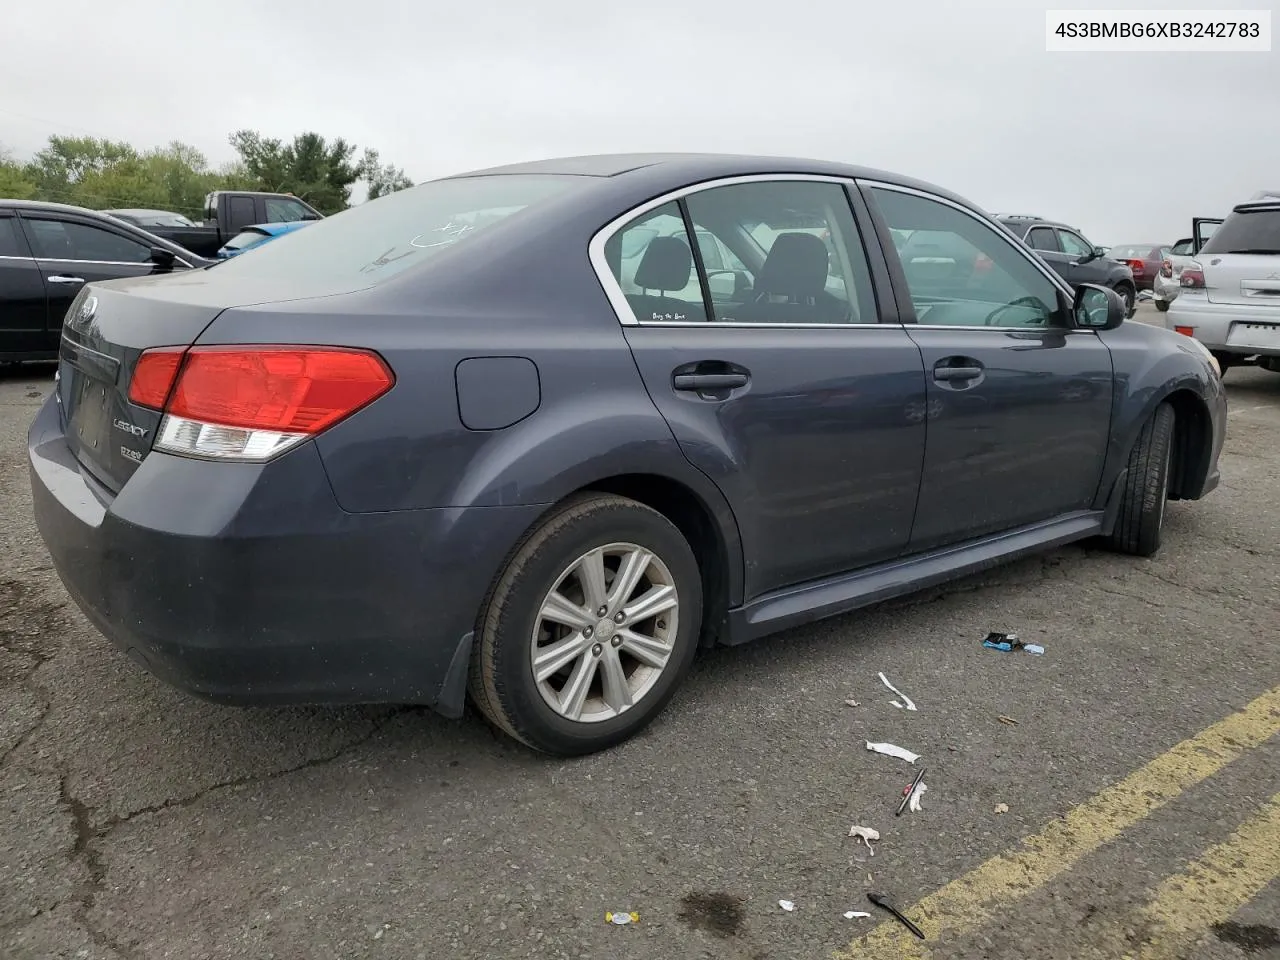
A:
[
  {"left": 203, "top": 174, "right": 585, "bottom": 289},
  {"left": 1108, "top": 245, "right": 1153, "bottom": 259},
  {"left": 223, "top": 229, "right": 270, "bottom": 251},
  {"left": 1199, "top": 207, "right": 1280, "bottom": 255}
]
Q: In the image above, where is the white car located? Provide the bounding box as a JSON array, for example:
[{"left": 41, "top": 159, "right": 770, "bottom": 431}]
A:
[
  {"left": 1152, "top": 237, "right": 1198, "bottom": 312},
  {"left": 1166, "top": 191, "right": 1280, "bottom": 376}
]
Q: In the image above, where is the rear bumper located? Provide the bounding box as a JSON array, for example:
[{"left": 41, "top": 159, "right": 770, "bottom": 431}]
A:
[
  {"left": 27, "top": 396, "right": 544, "bottom": 714},
  {"left": 1152, "top": 274, "right": 1180, "bottom": 302},
  {"left": 1165, "top": 296, "right": 1280, "bottom": 356}
]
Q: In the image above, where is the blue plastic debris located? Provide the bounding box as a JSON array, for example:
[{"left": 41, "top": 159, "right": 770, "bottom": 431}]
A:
[{"left": 983, "top": 632, "right": 1045, "bottom": 655}]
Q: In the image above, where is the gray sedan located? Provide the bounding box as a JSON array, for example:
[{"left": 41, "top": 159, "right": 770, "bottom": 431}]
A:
[{"left": 28, "top": 153, "right": 1227, "bottom": 755}]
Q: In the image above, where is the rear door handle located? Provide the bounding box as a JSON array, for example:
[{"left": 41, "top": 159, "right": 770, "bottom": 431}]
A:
[
  {"left": 673, "top": 373, "right": 749, "bottom": 391},
  {"left": 933, "top": 366, "right": 983, "bottom": 381},
  {"left": 48, "top": 275, "right": 85, "bottom": 285}
]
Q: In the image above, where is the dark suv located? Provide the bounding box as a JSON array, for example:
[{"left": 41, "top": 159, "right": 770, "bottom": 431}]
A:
[{"left": 997, "top": 215, "right": 1137, "bottom": 317}]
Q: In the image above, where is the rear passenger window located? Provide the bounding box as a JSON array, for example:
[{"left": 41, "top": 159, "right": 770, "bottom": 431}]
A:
[
  {"left": 604, "top": 202, "right": 710, "bottom": 323},
  {"left": 0, "top": 216, "right": 25, "bottom": 257},
  {"left": 1027, "top": 227, "right": 1058, "bottom": 251},
  {"left": 684, "top": 180, "right": 876, "bottom": 324}
]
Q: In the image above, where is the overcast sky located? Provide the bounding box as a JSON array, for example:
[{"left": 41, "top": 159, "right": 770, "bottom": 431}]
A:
[{"left": 2, "top": 0, "right": 1276, "bottom": 243}]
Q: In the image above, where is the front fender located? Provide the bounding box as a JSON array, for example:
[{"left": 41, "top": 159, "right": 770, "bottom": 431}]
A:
[{"left": 1094, "top": 323, "right": 1225, "bottom": 507}]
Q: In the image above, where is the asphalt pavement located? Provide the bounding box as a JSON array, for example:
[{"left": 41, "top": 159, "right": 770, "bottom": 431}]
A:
[{"left": 2, "top": 303, "right": 1277, "bottom": 960}]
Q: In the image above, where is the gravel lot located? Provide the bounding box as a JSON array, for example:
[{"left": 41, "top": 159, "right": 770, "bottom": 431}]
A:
[{"left": 3, "top": 303, "right": 1278, "bottom": 960}]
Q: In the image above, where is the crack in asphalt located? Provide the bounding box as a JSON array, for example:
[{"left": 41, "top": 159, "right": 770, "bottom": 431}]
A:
[
  {"left": 0, "top": 688, "right": 51, "bottom": 768},
  {"left": 21, "top": 707, "right": 415, "bottom": 954}
]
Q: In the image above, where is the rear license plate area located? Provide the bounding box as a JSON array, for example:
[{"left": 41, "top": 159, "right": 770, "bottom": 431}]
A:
[{"left": 1226, "top": 323, "right": 1280, "bottom": 350}]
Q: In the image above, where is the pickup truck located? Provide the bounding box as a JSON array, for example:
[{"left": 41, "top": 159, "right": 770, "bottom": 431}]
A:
[{"left": 140, "top": 190, "right": 323, "bottom": 258}]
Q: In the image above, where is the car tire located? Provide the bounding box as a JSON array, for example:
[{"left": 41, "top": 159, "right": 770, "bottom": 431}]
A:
[
  {"left": 468, "top": 493, "right": 703, "bottom": 756},
  {"left": 1107, "top": 402, "right": 1175, "bottom": 558},
  {"left": 1154, "top": 299, "right": 1170, "bottom": 313},
  {"left": 1115, "top": 283, "right": 1136, "bottom": 318}
]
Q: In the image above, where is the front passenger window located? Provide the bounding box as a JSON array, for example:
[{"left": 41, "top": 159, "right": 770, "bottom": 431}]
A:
[
  {"left": 870, "top": 187, "right": 1065, "bottom": 329},
  {"left": 1058, "top": 231, "right": 1093, "bottom": 257},
  {"left": 26, "top": 219, "right": 151, "bottom": 263}
]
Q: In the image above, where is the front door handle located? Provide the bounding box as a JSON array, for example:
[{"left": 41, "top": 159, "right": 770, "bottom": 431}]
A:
[
  {"left": 673, "top": 373, "right": 749, "bottom": 391},
  {"left": 933, "top": 365, "right": 982, "bottom": 381},
  {"left": 47, "top": 275, "right": 86, "bottom": 285}
]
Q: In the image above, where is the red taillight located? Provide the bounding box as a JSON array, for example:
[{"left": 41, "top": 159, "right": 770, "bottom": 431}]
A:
[
  {"left": 1125, "top": 258, "right": 1145, "bottom": 276},
  {"left": 1160, "top": 258, "right": 1173, "bottom": 278},
  {"left": 128, "top": 347, "right": 186, "bottom": 409},
  {"left": 1175, "top": 326, "right": 1195, "bottom": 337},
  {"left": 166, "top": 346, "right": 395, "bottom": 433},
  {"left": 127, "top": 345, "right": 394, "bottom": 462},
  {"left": 1180, "top": 263, "right": 1206, "bottom": 288},
  {"left": 974, "top": 254, "right": 994, "bottom": 272}
]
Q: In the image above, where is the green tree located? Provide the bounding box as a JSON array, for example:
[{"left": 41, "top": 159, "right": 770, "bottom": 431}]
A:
[
  {"left": 359, "top": 148, "right": 414, "bottom": 200},
  {"left": 229, "top": 129, "right": 362, "bottom": 214},
  {"left": 26, "top": 135, "right": 139, "bottom": 204},
  {"left": 0, "top": 144, "right": 37, "bottom": 199}
]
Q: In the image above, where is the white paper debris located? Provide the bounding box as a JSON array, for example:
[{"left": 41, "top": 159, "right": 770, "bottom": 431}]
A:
[
  {"left": 778, "top": 900, "right": 795, "bottom": 912},
  {"left": 843, "top": 911, "right": 872, "bottom": 920},
  {"left": 994, "top": 803, "right": 1009, "bottom": 815},
  {"left": 879, "top": 672, "right": 917, "bottom": 711},
  {"left": 866, "top": 741, "right": 921, "bottom": 764},
  {"left": 848, "top": 825, "right": 880, "bottom": 856},
  {"left": 844, "top": 699, "right": 860, "bottom": 708},
  {"left": 907, "top": 781, "right": 928, "bottom": 813}
]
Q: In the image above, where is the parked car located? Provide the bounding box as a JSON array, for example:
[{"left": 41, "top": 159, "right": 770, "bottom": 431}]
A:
[
  {"left": 104, "top": 208, "right": 198, "bottom": 229},
  {"left": 216, "top": 220, "right": 314, "bottom": 259},
  {"left": 139, "top": 190, "right": 324, "bottom": 258},
  {"left": 28, "top": 153, "right": 1226, "bottom": 756},
  {"left": 1166, "top": 190, "right": 1280, "bottom": 375},
  {"left": 1152, "top": 238, "right": 1197, "bottom": 312},
  {"left": 1, "top": 200, "right": 207, "bottom": 362},
  {"left": 996, "top": 215, "right": 1138, "bottom": 317},
  {"left": 1106, "top": 243, "right": 1165, "bottom": 293}
]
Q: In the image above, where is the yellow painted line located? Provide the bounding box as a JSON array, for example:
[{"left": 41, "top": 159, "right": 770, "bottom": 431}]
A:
[
  {"left": 1118, "top": 792, "right": 1280, "bottom": 960},
  {"left": 834, "top": 684, "right": 1280, "bottom": 960}
]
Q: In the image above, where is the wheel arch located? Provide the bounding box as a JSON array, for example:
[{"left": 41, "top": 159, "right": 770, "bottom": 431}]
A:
[
  {"left": 1162, "top": 387, "right": 1215, "bottom": 500},
  {"left": 571, "top": 473, "right": 740, "bottom": 648},
  {"left": 1100, "top": 384, "right": 1215, "bottom": 512}
]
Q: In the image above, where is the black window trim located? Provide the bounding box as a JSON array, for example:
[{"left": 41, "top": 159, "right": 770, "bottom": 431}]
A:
[
  {"left": 589, "top": 173, "right": 890, "bottom": 329},
  {"left": 855, "top": 180, "right": 1082, "bottom": 334},
  {"left": 15, "top": 212, "right": 194, "bottom": 268}
]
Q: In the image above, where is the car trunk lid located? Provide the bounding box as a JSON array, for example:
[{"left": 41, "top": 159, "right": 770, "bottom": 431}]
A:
[
  {"left": 1202, "top": 253, "right": 1280, "bottom": 307},
  {"left": 56, "top": 279, "right": 226, "bottom": 494}
]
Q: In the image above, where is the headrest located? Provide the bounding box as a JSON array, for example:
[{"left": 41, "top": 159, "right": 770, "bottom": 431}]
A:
[
  {"left": 633, "top": 235, "right": 692, "bottom": 291},
  {"left": 754, "top": 232, "right": 830, "bottom": 299}
]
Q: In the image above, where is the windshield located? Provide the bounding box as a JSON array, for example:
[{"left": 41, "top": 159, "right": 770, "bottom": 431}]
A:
[
  {"left": 202, "top": 174, "right": 586, "bottom": 290},
  {"left": 1199, "top": 207, "right": 1280, "bottom": 255}
]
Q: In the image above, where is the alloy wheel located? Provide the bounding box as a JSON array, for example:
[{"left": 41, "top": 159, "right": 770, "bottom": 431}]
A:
[{"left": 530, "top": 542, "right": 679, "bottom": 723}]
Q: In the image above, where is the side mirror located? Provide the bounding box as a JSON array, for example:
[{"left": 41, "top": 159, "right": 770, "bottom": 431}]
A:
[
  {"left": 1073, "top": 283, "right": 1125, "bottom": 330},
  {"left": 149, "top": 246, "right": 176, "bottom": 268}
]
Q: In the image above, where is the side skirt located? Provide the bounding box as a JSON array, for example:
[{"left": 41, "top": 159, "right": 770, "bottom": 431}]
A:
[{"left": 724, "top": 510, "right": 1105, "bottom": 645}]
